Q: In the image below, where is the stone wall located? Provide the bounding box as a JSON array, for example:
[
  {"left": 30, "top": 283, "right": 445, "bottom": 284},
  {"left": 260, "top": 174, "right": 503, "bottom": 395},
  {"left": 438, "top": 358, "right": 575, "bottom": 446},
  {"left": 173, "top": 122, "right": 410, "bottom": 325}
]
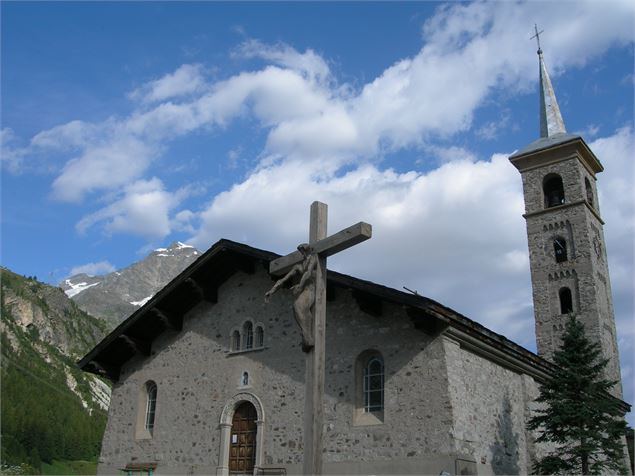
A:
[
  {"left": 98, "top": 267, "right": 542, "bottom": 475},
  {"left": 444, "top": 338, "right": 550, "bottom": 475},
  {"left": 519, "top": 154, "right": 622, "bottom": 395}
]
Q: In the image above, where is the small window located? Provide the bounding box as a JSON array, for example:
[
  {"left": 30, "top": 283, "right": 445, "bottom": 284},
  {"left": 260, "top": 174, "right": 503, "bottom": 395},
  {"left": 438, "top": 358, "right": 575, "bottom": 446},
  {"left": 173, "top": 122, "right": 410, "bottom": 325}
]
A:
[
  {"left": 255, "top": 326, "right": 264, "bottom": 348},
  {"left": 232, "top": 330, "right": 241, "bottom": 351},
  {"left": 585, "top": 177, "right": 594, "bottom": 208},
  {"left": 559, "top": 287, "right": 573, "bottom": 314},
  {"left": 364, "top": 357, "right": 384, "bottom": 413},
  {"left": 554, "top": 237, "right": 568, "bottom": 263},
  {"left": 241, "top": 372, "right": 249, "bottom": 386},
  {"left": 543, "top": 174, "right": 565, "bottom": 208},
  {"left": 243, "top": 322, "right": 253, "bottom": 350},
  {"left": 145, "top": 382, "right": 157, "bottom": 434}
]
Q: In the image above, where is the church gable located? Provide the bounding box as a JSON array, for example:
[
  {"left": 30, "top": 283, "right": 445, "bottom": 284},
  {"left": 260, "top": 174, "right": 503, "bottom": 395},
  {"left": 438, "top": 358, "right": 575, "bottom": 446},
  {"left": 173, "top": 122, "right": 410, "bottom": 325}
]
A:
[{"left": 79, "top": 239, "right": 557, "bottom": 385}]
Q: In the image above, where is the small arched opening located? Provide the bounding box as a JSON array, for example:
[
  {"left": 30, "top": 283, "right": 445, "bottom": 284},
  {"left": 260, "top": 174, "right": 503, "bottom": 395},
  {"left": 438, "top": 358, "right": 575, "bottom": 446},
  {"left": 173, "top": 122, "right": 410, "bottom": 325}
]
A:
[
  {"left": 559, "top": 287, "right": 573, "bottom": 314},
  {"left": 231, "top": 330, "right": 241, "bottom": 352},
  {"left": 554, "top": 237, "right": 568, "bottom": 263},
  {"left": 243, "top": 322, "right": 253, "bottom": 350},
  {"left": 255, "top": 326, "right": 264, "bottom": 348},
  {"left": 543, "top": 174, "right": 565, "bottom": 208},
  {"left": 585, "top": 177, "right": 594, "bottom": 208}
]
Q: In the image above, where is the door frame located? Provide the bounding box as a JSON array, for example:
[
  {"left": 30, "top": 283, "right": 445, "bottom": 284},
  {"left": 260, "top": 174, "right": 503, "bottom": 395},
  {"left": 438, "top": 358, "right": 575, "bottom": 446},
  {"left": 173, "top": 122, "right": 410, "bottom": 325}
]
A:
[{"left": 217, "top": 393, "right": 265, "bottom": 476}]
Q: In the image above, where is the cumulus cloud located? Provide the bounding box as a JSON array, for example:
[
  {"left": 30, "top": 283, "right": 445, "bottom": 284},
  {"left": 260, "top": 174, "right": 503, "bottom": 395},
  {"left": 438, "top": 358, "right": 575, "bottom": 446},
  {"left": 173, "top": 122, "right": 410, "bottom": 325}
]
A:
[
  {"left": 189, "top": 151, "right": 533, "bottom": 342},
  {"left": 129, "top": 64, "right": 207, "bottom": 104},
  {"left": 5, "top": 0, "right": 632, "bottom": 204},
  {"left": 591, "top": 126, "right": 635, "bottom": 399},
  {"left": 76, "top": 178, "right": 190, "bottom": 239},
  {"left": 69, "top": 260, "right": 116, "bottom": 277},
  {"left": 233, "top": 39, "right": 331, "bottom": 84}
]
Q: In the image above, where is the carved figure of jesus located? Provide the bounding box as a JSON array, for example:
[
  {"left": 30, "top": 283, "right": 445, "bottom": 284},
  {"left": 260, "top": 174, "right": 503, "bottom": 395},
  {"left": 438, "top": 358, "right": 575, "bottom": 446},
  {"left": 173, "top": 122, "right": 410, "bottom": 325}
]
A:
[{"left": 264, "top": 243, "right": 317, "bottom": 352}]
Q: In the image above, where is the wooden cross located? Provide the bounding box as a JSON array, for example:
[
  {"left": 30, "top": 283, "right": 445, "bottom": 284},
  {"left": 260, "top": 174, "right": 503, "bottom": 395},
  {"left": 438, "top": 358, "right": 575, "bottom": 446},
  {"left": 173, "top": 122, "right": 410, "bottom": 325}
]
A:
[
  {"left": 268, "top": 201, "right": 372, "bottom": 475},
  {"left": 531, "top": 23, "right": 544, "bottom": 52}
]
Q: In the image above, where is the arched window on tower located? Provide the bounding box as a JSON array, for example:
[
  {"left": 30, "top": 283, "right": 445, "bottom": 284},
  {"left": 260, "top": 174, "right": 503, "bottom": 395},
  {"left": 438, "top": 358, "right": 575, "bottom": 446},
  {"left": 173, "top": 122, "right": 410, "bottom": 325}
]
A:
[
  {"left": 255, "top": 326, "right": 264, "bottom": 348},
  {"left": 243, "top": 321, "right": 253, "bottom": 350},
  {"left": 585, "top": 177, "right": 594, "bottom": 209},
  {"left": 232, "top": 330, "right": 241, "bottom": 351},
  {"left": 559, "top": 287, "right": 573, "bottom": 314},
  {"left": 543, "top": 174, "right": 565, "bottom": 208},
  {"left": 145, "top": 381, "right": 157, "bottom": 434},
  {"left": 554, "top": 237, "right": 568, "bottom": 263}
]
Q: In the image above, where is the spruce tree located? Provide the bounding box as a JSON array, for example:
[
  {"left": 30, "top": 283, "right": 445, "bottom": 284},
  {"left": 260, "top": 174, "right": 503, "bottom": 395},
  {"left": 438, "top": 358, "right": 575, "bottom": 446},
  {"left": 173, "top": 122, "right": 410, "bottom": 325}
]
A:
[{"left": 528, "top": 315, "right": 628, "bottom": 474}]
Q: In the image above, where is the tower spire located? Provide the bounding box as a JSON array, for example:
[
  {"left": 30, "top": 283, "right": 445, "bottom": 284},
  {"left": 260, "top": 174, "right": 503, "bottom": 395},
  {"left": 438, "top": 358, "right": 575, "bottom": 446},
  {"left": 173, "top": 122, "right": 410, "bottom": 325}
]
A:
[{"left": 531, "top": 25, "right": 567, "bottom": 138}]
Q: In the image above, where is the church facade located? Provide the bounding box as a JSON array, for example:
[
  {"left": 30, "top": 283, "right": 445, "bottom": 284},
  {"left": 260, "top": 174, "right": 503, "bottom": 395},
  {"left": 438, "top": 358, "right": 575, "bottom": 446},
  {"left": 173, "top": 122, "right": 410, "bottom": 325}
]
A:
[{"left": 79, "top": 48, "right": 629, "bottom": 476}]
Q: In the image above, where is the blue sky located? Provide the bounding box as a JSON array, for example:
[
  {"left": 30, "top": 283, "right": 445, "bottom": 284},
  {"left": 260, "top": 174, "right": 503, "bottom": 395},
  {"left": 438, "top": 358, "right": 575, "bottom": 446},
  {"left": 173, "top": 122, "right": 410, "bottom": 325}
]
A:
[{"left": 2, "top": 2, "right": 633, "bottom": 423}]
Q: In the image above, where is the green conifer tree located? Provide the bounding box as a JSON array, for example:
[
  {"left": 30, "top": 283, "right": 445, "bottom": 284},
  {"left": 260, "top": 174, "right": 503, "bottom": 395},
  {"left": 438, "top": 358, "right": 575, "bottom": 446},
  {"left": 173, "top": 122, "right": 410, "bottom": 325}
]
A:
[{"left": 528, "top": 315, "right": 628, "bottom": 474}]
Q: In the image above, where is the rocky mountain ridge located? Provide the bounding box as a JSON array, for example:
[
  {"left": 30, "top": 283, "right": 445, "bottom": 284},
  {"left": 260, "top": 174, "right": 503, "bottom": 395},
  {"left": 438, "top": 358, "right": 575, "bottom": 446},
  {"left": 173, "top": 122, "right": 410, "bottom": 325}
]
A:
[
  {"left": 60, "top": 241, "right": 201, "bottom": 326},
  {"left": 1, "top": 267, "right": 111, "bottom": 411}
]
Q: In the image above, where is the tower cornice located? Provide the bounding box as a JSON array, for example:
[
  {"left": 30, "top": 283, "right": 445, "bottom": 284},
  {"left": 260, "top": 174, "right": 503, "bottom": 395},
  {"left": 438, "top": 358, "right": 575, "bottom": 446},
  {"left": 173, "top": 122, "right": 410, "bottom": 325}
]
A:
[{"left": 509, "top": 135, "right": 603, "bottom": 177}]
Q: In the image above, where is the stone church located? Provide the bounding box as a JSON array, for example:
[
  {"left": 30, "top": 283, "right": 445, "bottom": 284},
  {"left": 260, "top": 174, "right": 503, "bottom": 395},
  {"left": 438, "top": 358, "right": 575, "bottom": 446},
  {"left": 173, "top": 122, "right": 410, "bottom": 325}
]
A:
[{"left": 79, "top": 46, "right": 630, "bottom": 475}]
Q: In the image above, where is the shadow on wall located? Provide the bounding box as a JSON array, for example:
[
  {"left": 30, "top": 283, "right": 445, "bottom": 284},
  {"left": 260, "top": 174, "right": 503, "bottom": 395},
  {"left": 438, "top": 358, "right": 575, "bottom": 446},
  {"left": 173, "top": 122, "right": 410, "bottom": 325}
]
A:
[{"left": 490, "top": 394, "right": 520, "bottom": 475}]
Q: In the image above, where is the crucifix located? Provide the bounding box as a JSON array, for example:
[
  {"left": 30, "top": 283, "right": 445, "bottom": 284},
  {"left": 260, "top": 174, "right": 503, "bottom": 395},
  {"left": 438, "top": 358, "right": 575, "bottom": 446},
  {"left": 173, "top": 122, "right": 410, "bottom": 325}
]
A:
[{"left": 264, "top": 201, "right": 372, "bottom": 475}]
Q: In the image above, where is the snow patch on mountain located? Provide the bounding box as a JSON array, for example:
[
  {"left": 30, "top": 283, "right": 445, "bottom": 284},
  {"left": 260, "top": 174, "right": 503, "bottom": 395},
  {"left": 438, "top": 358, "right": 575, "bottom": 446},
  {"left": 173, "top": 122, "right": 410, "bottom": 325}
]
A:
[
  {"left": 131, "top": 295, "right": 153, "bottom": 307},
  {"left": 64, "top": 280, "right": 100, "bottom": 298}
]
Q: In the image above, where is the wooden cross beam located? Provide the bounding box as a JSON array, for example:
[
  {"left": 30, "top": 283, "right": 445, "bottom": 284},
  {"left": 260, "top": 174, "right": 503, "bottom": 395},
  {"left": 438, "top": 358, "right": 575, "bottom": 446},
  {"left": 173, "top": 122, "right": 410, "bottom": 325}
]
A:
[
  {"left": 531, "top": 23, "right": 544, "bottom": 51},
  {"left": 269, "top": 221, "right": 372, "bottom": 276},
  {"left": 268, "top": 201, "right": 371, "bottom": 475}
]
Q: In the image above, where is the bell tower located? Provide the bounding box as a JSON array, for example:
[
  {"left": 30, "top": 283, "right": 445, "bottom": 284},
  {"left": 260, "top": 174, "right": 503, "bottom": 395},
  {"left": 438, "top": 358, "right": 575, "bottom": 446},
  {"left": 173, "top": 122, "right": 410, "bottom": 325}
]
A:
[{"left": 509, "top": 32, "right": 623, "bottom": 397}]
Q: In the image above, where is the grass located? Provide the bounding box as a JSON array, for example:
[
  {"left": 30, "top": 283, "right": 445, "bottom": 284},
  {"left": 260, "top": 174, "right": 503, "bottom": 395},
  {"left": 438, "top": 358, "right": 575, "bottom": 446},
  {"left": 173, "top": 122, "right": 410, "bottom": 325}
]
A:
[{"left": 41, "top": 459, "right": 98, "bottom": 475}]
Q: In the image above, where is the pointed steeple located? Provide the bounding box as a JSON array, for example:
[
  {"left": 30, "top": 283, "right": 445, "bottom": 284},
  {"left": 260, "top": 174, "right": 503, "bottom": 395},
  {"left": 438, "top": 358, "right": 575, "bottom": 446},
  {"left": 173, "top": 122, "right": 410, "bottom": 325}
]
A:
[{"left": 533, "top": 26, "right": 567, "bottom": 137}]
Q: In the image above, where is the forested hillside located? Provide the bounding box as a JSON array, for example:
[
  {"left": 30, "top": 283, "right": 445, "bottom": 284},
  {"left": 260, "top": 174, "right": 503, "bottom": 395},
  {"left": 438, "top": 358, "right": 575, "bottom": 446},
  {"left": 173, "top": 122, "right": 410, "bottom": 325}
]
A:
[{"left": 1, "top": 268, "right": 110, "bottom": 474}]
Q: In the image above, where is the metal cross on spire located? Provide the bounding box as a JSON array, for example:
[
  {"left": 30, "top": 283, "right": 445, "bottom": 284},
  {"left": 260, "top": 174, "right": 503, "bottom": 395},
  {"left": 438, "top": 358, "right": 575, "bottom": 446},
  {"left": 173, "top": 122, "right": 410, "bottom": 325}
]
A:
[{"left": 531, "top": 23, "right": 544, "bottom": 54}]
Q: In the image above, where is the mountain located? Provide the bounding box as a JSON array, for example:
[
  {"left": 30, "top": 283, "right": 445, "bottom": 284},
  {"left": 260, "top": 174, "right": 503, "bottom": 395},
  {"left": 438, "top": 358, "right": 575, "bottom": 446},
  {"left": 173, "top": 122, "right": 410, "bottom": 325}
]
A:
[
  {"left": 60, "top": 241, "right": 201, "bottom": 326},
  {"left": 1, "top": 267, "right": 111, "bottom": 473}
]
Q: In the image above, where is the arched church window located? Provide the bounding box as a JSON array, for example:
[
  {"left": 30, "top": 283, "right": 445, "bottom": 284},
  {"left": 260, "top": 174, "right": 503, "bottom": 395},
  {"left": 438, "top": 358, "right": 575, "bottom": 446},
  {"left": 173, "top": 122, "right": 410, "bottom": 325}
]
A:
[
  {"left": 255, "top": 326, "right": 264, "bottom": 348},
  {"left": 543, "top": 174, "right": 565, "bottom": 208},
  {"left": 585, "top": 177, "right": 594, "bottom": 208},
  {"left": 559, "top": 287, "right": 573, "bottom": 314},
  {"left": 363, "top": 356, "right": 384, "bottom": 413},
  {"left": 554, "top": 237, "right": 568, "bottom": 263},
  {"left": 243, "top": 322, "right": 253, "bottom": 350},
  {"left": 145, "top": 381, "right": 157, "bottom": 434},
  {"left": 232, "top": 330, "right": 241, "bottom": 351}
]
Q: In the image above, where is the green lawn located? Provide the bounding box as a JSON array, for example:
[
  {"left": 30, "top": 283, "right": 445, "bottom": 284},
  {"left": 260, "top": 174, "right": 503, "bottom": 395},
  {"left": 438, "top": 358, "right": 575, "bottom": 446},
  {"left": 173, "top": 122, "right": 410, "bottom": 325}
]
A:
[{"left": 41, "top": 459, "right": 98, "bottom": 475}]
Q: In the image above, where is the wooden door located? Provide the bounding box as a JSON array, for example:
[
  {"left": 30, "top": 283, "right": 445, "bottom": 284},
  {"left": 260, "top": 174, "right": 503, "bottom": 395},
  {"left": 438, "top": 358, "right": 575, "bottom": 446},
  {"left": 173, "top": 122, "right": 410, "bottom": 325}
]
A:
[{"left": 229, "top": 402, "right": 257, "bottom": 474}]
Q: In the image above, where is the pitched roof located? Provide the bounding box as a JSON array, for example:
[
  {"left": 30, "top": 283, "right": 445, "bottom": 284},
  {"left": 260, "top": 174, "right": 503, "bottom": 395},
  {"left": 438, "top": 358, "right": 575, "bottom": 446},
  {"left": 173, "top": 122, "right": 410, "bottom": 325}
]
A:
[{"left": 76, "top": 239, "right": 630, "bottom": 411}]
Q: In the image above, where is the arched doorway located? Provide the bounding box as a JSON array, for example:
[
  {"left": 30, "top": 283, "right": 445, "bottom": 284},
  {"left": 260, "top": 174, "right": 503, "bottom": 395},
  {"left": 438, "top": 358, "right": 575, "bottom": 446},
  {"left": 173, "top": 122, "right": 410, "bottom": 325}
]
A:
[
  {"left": 218, "top": 393, "right": 265, "bottom": 476},
  {"left": 229, "top": 402, "right": 257, "bottom": 474}
]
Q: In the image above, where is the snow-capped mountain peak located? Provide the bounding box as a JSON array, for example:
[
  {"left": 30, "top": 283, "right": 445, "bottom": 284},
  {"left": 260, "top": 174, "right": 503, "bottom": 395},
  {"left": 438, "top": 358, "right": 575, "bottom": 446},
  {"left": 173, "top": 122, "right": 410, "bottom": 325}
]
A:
[{"left": 60, "top": 243, "right": 201, "bottom": 326}]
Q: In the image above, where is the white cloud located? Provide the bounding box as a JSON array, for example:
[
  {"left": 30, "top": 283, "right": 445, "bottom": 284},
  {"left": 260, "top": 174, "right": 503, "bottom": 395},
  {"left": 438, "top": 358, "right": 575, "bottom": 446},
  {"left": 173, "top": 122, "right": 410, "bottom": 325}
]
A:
[
  {"left": 591, "top": 126, "right": 635, "bottom": 403},
  {"left": 189, "top": 151, "right": 533, "bottom": 342},
  {"left": 51, "top": 135, "right": 156, "bottom": 202},
  {"left": 0, "top": 128, "right": 25, "bottom": 173},
  {"left": 69, "top": 260, "right": 116, "bottom": 277},
  {"left": 6, "top": 0, "right": 631, "bottom": 205},
  {"left": 76, "top": 178, "right": 189, "bottom": 239},
  {"left": 233, "top": 39, "right": 331, "bottom": 84},
  {"left": 129, "top": 64, "right": 207, "bottom": 104}
]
